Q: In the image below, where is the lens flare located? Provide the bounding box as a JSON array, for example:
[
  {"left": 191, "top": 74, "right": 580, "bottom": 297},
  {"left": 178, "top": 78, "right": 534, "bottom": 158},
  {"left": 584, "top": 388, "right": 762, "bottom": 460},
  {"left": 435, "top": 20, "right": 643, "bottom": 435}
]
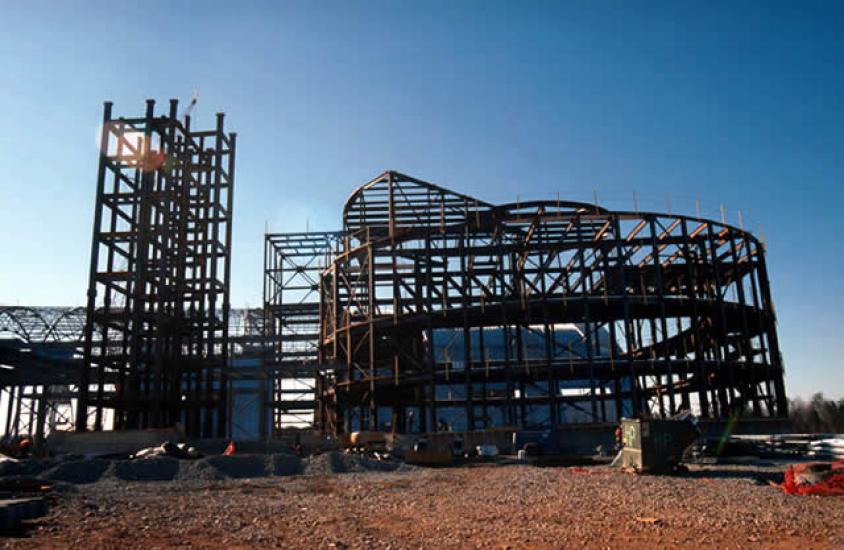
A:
[{"left": 95, "top": 121, "right": 168, "bottom": 172}]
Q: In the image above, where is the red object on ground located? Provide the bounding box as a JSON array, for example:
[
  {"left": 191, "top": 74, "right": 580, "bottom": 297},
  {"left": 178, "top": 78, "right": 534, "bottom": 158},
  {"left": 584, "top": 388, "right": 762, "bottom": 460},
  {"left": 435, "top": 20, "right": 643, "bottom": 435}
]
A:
[
  {"left": 780, "top": 460, "right": 844, "bottom": 496},
  {"left": 223, "top": 440, "right": 236, "bottom": 456},
  {"left": 16, "top": 438, "right": 32, "bottom": 458}
]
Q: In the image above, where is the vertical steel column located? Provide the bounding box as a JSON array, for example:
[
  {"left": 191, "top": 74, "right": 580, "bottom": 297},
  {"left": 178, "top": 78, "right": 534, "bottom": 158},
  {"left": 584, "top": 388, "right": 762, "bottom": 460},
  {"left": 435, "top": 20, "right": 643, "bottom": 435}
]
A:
[{"left": 78, "top": 101, "right": 113, "bottom": 431}]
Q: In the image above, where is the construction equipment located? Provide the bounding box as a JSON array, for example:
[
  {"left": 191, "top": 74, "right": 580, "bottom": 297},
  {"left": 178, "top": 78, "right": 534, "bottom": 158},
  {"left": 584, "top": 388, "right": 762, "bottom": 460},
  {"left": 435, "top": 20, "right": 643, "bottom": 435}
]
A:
[
  {"left": 404, "top": 439, "right": 453, "bottom": 466},
  {"left": 348, "top": 431, "right": 387, "bottom": 452}
]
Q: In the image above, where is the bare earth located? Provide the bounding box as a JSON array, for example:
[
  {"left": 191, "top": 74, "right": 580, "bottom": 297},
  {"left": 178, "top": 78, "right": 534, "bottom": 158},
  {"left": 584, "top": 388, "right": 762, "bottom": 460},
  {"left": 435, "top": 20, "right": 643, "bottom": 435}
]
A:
[{"left": 4, "top": 463, "right": 843, "bottom": 549}]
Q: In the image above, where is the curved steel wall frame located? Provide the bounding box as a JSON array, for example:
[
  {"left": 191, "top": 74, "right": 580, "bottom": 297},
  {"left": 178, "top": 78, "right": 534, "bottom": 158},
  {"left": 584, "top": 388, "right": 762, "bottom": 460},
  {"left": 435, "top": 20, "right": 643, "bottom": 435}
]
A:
[{"left": 318, "top": 171, "right": 787, "bottom": 435}]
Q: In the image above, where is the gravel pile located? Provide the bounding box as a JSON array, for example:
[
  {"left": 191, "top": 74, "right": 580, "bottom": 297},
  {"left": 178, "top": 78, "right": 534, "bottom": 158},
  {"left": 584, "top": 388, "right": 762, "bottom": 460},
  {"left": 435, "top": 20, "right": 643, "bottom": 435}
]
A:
[
  {"left": 7, "top": 451, "right": 404, "bottom": 486},
  {"left": 0, "top": 457, "right": 55, "bottom": 477},
  {"left": 175, "top": 458, "right": 230, "bottom": 482},
  {"left": 202, "top": 455, "right": 271, "bottom": 478},
  {"left": 39, "top": 459, "right": 111, "bottom": 484},
  {"left": 174, "top": 453, "right": 310, "bottom": 481},
  {"left": 106, "top": 456, "right": 181, "bottom": 481},
  {"left": 304, "top": 451, "right": 406, "bottom": 475}
]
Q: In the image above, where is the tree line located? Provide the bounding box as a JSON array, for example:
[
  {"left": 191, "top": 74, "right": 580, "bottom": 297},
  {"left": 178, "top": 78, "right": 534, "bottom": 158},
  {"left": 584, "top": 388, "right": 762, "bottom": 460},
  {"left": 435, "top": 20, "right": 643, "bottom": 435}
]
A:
[{"left": 788, "top": 393, "right": 844, "bottom": 434}]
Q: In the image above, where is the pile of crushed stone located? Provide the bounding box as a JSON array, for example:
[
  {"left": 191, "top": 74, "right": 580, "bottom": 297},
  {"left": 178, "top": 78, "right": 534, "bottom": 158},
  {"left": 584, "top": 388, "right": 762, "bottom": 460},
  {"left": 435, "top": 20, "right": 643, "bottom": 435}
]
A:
[
  {"left": 3, "top": 452, "right": 407, "bottom": 485},
  {"left": 176, "top": 455, "right": 271, "bottom": 482},
  {"left": 305, "top": 451, "right": 412, "bottom": 475},
  {"left": 110, "top": 456, "right": 181, "bottom": 481},
  {"left": 0, "top": 456, "right": 56, "bottom": 477},
  {"left": 40, "top": 458, "right": 112, "bottom": 484}
]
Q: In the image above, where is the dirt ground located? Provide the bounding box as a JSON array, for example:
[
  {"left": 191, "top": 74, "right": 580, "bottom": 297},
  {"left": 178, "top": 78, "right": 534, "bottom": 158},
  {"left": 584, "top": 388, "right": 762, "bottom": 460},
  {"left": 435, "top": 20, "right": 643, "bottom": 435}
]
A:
[{"left": 3, "top": 463, "right": 843, "bottom": 549}]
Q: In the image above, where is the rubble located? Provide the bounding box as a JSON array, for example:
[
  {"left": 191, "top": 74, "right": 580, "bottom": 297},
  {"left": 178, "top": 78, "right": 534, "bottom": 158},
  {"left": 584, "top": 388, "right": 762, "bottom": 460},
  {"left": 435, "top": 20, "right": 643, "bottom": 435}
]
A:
[
  {"left": 131, "top": 441, "right": 201, "bottom": 460},
  {"left": 780, "top": 460, "right": 844, "bottom": 496}
]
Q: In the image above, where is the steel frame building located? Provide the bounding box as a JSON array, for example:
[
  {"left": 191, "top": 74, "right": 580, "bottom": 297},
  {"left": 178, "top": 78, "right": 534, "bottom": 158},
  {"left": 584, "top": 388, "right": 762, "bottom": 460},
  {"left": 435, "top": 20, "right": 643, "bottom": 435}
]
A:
[
  {"left": 265, "top": 171, "right": 787, "bottom": 435},
  {"left": 0, "top": 105, "right": 788, "bottom": 440}
]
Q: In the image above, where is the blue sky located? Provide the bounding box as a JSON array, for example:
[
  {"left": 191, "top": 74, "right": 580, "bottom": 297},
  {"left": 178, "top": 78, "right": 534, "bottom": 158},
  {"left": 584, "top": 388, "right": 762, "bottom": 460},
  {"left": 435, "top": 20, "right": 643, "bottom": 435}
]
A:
[{"left": 0, "top": 1, "right": 841, "bottom": 399}]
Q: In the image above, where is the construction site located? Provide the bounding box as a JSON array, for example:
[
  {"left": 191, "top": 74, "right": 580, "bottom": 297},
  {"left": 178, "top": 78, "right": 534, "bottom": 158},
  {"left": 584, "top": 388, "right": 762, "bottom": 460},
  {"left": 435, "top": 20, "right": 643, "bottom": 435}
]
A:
[{"left": 0, "top": 100, "right": 841, "bottom": 548}]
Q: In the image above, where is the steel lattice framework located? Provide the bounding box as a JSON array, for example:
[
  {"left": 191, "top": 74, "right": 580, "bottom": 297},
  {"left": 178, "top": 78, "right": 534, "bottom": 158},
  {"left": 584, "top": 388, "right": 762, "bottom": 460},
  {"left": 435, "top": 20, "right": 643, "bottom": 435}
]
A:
[
  {"left": 264, "top": 232, "right": 340, "bottom": 433},
  {"left": 0, "top": 306, "right": 267, "bottom": 441},
  {"left": 77, "top": 100, "right": 236, "bottom": 438},
  {"left": 0, "top": 307, "right": 86, "bottom": 441},
  {"left": 311, "top": 171, "right": 786, "bottom": 435},
  {"left": 2, "top": 155, "right": 786, "bottom": 441}
]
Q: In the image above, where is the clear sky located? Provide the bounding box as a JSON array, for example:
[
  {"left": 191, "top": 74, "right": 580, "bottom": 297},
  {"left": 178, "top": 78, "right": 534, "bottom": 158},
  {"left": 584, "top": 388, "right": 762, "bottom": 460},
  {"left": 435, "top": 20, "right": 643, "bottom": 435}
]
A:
[{"left": 0, "top": 1, "right": 841, "bottom": 399}]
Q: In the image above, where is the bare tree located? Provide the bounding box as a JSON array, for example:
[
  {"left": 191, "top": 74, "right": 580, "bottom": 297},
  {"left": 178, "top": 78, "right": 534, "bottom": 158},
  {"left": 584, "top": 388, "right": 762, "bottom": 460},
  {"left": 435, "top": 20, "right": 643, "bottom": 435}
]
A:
[{"left": 789, "top": 393, "right": 844, "bottom": 433}]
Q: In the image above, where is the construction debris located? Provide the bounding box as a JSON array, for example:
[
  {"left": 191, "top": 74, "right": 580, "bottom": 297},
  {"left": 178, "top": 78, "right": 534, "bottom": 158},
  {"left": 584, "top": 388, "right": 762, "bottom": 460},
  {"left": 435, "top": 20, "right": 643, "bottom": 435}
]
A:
[
  {"left": 131, "top": 441, "right": 201, "bottom": 460},
  {"left": 808, "top": 438, "right": 844, "bottom": 460},
  {"left": 780, "top": 460, "right": 844, "bottom": 496}
]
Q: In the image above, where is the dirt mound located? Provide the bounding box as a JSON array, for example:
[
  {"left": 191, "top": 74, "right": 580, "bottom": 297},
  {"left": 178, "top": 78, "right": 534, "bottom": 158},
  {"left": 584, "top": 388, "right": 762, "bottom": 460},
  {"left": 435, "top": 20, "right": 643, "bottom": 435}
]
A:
[
  {"left": 107, "top": 457, "right": 181, "bottom": 482},
  {"left": 39, "top": 459, "right": 111, "bottom": 484}
]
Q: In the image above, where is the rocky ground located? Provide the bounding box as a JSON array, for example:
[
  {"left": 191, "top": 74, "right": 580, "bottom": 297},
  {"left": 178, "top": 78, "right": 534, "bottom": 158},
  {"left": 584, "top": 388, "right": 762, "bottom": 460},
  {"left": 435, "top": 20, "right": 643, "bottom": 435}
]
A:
[{"left": 2, "top": 460, "right": 842, "bottom": 549}]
